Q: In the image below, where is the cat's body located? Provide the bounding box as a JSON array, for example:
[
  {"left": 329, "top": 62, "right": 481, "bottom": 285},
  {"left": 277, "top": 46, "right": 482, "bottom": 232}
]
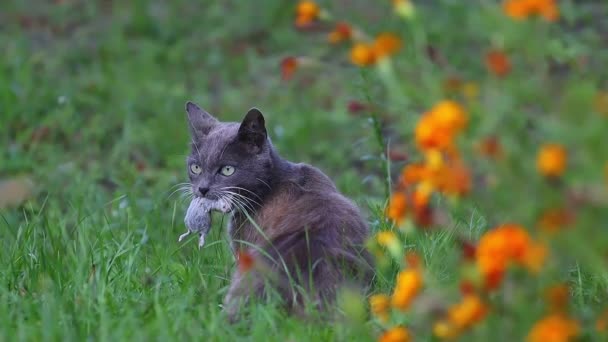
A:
[{"left": 184, "top": 101, "right": 371, "bottom": 318}]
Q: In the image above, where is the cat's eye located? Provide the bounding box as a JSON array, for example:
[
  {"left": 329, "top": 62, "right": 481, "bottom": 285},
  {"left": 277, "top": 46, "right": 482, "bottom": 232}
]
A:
[
  {"left": 220, "top": 165, "right": 235, "bottom": 176},
  {"left": 190, "top": 163, "right": 202, "bottom": 175}
]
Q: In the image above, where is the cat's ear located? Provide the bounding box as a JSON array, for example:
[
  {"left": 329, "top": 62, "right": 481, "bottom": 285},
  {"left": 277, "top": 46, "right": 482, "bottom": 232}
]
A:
[
  {"left": 237, "top": 108, "right": 267, "bottom": 153},
  {"left": 185, "top": 101, "right": 218, "bottom": 137}
]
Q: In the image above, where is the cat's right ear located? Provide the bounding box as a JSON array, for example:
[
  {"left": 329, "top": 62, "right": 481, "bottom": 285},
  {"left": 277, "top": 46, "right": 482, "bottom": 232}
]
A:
[{"left": 185, "top": 101, "right": 218, "bottom": 137}]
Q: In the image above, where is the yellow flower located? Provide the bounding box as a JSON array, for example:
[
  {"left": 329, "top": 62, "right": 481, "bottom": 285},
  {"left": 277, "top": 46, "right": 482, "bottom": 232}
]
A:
[
  {"left": 537, "top": 143, "right": 567, "bottom": 178},
  {"left": 392, "top": 0, "right": 415, "bottom": 19},
  {"left": 377, "top": 231, "right": 402, "bottom": 258},
  {"left": 527, "top": 314, "right": 580, "bottom": 342},
  {"left": 369, "top": 294, "right": 391, "bottom": 321},
  {"left": 391, "top": 269, "right": 423, "bottom": 310},
  {"left": 433, "top": 320, "right": 459, "bottom": 340},
  {"left": 379, "top": 326, "right": 410, "bottom": 342}
]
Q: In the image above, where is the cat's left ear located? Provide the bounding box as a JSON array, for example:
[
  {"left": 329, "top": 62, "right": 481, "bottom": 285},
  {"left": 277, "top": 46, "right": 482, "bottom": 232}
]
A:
[{"left": 237, "top": 108, "right": 267, "bottom": 153}]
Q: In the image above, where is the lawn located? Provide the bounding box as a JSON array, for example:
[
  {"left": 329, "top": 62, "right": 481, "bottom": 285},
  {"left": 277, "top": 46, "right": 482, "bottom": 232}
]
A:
[{"left": 1, "top": 0, "right": 607, "bottom": 341}]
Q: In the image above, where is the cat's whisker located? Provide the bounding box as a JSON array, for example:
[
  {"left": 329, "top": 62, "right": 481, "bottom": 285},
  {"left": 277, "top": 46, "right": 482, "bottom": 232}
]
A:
[
  {"left": 167, "top": 186, "right": 193, "bottom": 200},
  {"left": 255, "top": 177, "right": 272, "bottom": 191},
  {"left": 219, "top": 189, "right": 262, "bottom": 207},
  {"left": 220, "top": 190, "right": 260, "bottom": 211},
  {"left": 221, "top": 191, "right": 255, "bottom": 214},
  {"left": 220, "top": 186, "right": 263, "bottom": 201}
]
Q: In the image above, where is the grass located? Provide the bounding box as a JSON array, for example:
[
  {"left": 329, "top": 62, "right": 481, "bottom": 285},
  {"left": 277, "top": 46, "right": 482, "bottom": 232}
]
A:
[{"left": 1, "top": 0, "right": 607, "bottom": 341}]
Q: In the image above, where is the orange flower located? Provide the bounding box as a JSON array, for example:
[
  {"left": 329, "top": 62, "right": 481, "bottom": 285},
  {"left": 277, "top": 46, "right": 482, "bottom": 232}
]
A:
[
  {"left": 522, "top": 241, "right": 548, "bottom": 274},
  {"left": 432, "top": 100, "right": 468, "bottom": 133},
  {"left": 387, "top": 192, "right": 408, "bottom": 223},
  {"left": 485, "top": 50, "right": 511, "bottom": 77},
  {"left": 448, "top": 294, "right": 488, "bottom": 330},
  {"left": 237, "top": 250, "right": 255, "bottom": 273},
  {"left": 415, "top": 101, "right": 467, "bottom": 151},
  {"left": 328, "top": 22, "right": 352, "bottom": 44},
  {"left": 434, "top": 294, "right": 488, "bottom": 339},
  {"left": 370, "top": 294, "right": 391, "bottom": 322},
  {"left": 373, "top": 33, "right": 402, "bottom": 60},
  {"left": 435, "top": 158, "right": 472, "bottom": 197},
  {"left": 545, "top": 284, "right": 569, "bottom": 313},
  {"left": 537, "top": 143, "right": 567, "bottom": 178},
  {"left": 476, "top": 136, "right": 503, "bottom": 159},
  {"left": 538, "top": 207, "right": 574, "bottom": 233},
  {"left": 527, "top": 314, "right": 580, "bottom": 342},
  {"left": 476, "top": 224, "right": 546, "bottom": 289},
  {"left": 379, "top": 326, "right": 411, "bottom": 342},
  {"left": 503, "top": 0, "right": 559, "bottom": 22},
  {"left": 391, "top": 268, "right": 423, "bottom": 310},
  {"left": 295, "top": 1, "right": 320, "bottom": 27},
  {"left": 280, "top": 57, "right": 298, "bottom": 81},
  {"left": 350, "top": 43, "right": 376, "bottom": 67}
]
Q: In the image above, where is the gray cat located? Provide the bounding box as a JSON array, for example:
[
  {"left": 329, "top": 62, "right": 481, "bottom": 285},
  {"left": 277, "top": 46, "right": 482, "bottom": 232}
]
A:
[{"left": 183, "top": 101, "right": 372, "bottom": 319}]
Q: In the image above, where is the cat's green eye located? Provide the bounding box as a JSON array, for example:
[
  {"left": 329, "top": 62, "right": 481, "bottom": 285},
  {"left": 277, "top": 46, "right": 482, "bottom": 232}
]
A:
[
  {"left": 220, "top": 165, "right": 235, "bottom": 176},
  {"left": 190, "top": 163, "right": 202, "bottom": 175}
]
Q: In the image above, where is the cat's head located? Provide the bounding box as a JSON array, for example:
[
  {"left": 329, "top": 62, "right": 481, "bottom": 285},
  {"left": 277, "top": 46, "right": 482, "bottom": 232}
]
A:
[{"left": 185, "top": 101, "right": 274, "bottom": 212}]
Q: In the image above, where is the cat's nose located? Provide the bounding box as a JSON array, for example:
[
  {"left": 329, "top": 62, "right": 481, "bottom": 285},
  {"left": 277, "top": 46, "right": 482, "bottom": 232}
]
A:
[{"left": 198, "top": 187, "right": 210, "bottom": 196}]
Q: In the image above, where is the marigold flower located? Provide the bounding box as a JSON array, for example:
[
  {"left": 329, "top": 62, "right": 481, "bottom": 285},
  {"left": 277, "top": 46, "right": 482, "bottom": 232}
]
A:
[
  {"left": 522, "top": 241, "right": 548, "bottom": 274},
  {"left": 595, "top": 91, "right": 608, "bottom": 117},
  {"left": 415, "top": 101, "right": 467, "bottom": 152},
  {"left": 462, "top": 82, "right": 479, "bottom": 100},
  {"left": 295, "top": 1, "right": 320, "bottom": 28},
  {"left": 448, "top": 294, "right": 488, "bottom": 330},
  {"left": 373, "top": 33, "right": 402, "bottom": 60},
  {"left": 377, "top": 231, "right": 402, "bottom": 258},
  {"left": 370, "top": 294, "right": 391, "bottom": 321},
  {"left": 379, "top": 326, "right": 411, "bottom": 342},
  {"left": 350, "top": 43, "right": 376, "bottom": 67},
  {"left": 476, "top": 224, "right": 546, "bottom": 289},
  {"left": 328, "top": 22, "right": 352, "bottom": 44},
  {"left": 401, "top": 163, "right": 428, "bottom": 185},
  {"left": 391, "top": 269, "right": 423, "bottom": 310},
  {"left": 237, "top": 250, "right": 255, "bottom": 273},
  {"left": 485, "top": 50, "right": 511, "bottom": 77},
  {"left": 433, "top": 320, "right": 459, "bottom": 339},
  {"left": 503, "top": 0, "right": 559, "bottom": 22},
  {"left": 597, "top": 309, "right": 608, "bottom": 332},
  {"left": 527, "top": 314, "right": 580, "bottom": 342},
  {"left": 280, "top": 57, "right": 298, "bottom": 81},
  {"left": 538, "top": 207, "right": 574, "bottom": 233},
  {"left": 436, "top": 158, "right": 472, "bottom": 197},
  {"left": 537, "top": 143, "right": 567, "bottom": 178},
  {"left": 545, "top": 284, "right": 569, "bottom": 313},
  {"left": 387, "top": 192, "right": 408, "bottom": 223},
  {"left": 476, "top": 136, "right": 503, "bottom": 159},
  {"left": 432, "top": 100, "right": 468, "bottom": 133}
]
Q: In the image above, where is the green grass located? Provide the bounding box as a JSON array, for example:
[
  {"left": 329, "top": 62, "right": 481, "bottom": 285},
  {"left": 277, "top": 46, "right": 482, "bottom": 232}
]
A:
[{"left": 1, "top": 0, "right": 608, "bottom": 341}]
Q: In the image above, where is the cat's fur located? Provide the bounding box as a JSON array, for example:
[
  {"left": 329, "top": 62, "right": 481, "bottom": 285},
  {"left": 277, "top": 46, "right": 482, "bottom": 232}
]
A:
[{"left": 184, "top": 101, "right": 372, "bottom": 318}]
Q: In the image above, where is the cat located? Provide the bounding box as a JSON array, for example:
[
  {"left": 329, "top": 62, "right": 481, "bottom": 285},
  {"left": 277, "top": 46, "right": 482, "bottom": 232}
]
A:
[{"left": 184, "top": 101, "right": 372, "bottom": 319}]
